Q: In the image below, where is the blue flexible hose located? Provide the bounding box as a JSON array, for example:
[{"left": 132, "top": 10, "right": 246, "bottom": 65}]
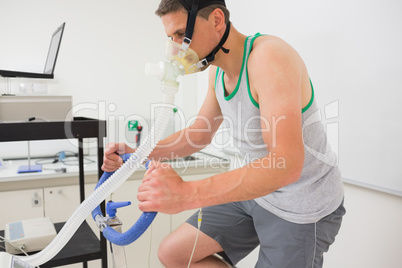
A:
[{"left": 92, "top": 154, "right": 157, "bottom": 246}]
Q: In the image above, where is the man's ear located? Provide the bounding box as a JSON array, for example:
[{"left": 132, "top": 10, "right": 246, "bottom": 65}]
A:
[{"left": 211, "top": 8, "right": 225, "bottom": 30}]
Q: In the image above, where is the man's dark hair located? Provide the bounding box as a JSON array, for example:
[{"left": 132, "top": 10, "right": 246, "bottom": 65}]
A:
[{"left": 155, "top": 0, "right": 230, "bottom": 24}]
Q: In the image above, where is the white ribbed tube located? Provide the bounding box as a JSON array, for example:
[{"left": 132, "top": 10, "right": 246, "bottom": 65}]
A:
[{"left": 18, "top": 90, "right": 177, "bottom": 266}]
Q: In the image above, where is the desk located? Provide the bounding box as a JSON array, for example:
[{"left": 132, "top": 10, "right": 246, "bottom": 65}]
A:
[{"left": 0, "top": 117, "right": 107, "bottom": 267}]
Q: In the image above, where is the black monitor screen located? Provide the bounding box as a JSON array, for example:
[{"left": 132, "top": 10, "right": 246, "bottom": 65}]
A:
[{"left": 43, "top": 23, "right": 64, "bottom": 74}]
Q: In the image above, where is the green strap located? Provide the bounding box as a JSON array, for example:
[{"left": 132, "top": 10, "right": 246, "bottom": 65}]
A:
[{"left": 302, "top": 79, "right": 315, "bottom": 113}]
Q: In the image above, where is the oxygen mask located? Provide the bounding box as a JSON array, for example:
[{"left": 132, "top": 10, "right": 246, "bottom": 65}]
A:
[{"left": 166, "top": 39, "right": 208, "bottom": 75}]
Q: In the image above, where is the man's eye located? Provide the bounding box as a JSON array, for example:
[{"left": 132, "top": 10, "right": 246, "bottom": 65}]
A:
[
  {"left": 177, "top": 32, "right": 185, "bottom": 39},
  {"left": 168, "top": 32, "right": 186, "bottom": 43}
]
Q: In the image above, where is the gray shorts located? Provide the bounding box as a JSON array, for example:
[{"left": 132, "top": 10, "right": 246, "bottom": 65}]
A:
[{"left": 186, "top": 199, "right": 345, "bottom": 268}]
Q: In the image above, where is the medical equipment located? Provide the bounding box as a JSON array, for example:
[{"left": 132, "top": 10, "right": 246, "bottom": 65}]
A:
[
  {"left": 4, "top": 218, "right": 56, "bottom": 255},
  {"left": 187, "top": 208, "right": 202, "bottom": 268},
  {"left": 126, "top": 120, "right": 143, "bottom": 147},
  {"left": 0, "top": 252, "right": 34, "bottom": 268},
  {"left": 10, "top": 60, "right": 181, "bottom": 267},
  {"left": 136, "top": 125, "right": 143, "bottom": 147},
  {"left": 166, "top": 39, "right": 203, "bottom": 74},
  {"left": 92, "top": 156, "right": 158, "bottom": 246},
  {"left": 174, "top": 0, "right": 231, "bottom": 73},
  {"left": 106, "top": 201, "right": 131, "bottom": 268},
  {"left": 17, "top": 141, "right": 42, "bottom": 174}
]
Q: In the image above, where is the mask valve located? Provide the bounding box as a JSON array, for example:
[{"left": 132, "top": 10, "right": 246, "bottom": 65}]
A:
[{"left": 145, "top": 61, "right": 181, "bottom": 93}]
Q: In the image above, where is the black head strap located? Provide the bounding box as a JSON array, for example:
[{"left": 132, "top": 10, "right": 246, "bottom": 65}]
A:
[
  {"left": 179, "top": 0, "right": 226, "bottom": 10},
  {"left": 183, "top": 0, "right": 199, "bottom": 46},
  {"left": 178, "top": 0, "right": 227, "bottom": 58},
  {"left": 201, "top": 21, "right": 231, "bottom": 66},
  {"left": 177, "top": 0, "right": 199, "bottom": 55},
  {"left": 181, "top": 0, "right": 226, "bottom": 42}
]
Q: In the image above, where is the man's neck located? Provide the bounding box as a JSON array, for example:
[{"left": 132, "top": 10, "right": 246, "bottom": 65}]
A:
[{"left": 213, "top": 26, "right": 247, "bottom": 79}]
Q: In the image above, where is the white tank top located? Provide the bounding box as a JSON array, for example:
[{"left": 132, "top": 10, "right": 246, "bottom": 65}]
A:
[{"left": 214, "top": 33, "right": 344, "bottom": 223}]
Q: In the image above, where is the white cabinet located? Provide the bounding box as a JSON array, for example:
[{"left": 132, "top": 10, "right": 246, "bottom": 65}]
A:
[
  {"left": 44, "top": 183, "right": 99, "bottom": 235},
  {"left": 44, "top": 185, "right": 80, "bottom": 223},
  {"left": 0, "top": 189, "right": 44, "bottom": 228}
]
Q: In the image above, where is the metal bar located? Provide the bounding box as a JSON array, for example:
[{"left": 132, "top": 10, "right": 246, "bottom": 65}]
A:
[
  {"left": 78, "top": 138, "right": 85, "bottom": 203},
  {"left": 0, "top": 117, "right": 106, "bottom": 142}
]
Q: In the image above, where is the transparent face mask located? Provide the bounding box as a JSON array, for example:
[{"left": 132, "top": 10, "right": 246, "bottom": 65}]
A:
[{"left": 166, "top": 39, "right": 209, "bottom": 75}]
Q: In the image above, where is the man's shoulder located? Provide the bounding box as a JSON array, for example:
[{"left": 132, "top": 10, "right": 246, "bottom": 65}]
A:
[
  {"left": 249, "top": 35, "right": 300, "bottom": 69},
  {"left": 251, "top": 35, "right": 292, "bottom": 56}
]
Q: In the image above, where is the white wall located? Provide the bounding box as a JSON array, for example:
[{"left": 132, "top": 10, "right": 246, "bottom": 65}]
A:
[
  {"left": 229, "top": 0, "right": 402, "bottom": 193},
  {"left": 0, "top": 0, "right": 199, "bottom": 154},
  {"left": 226, "top": 1, "right": 402, "bottom": 267},
  {"left": 325, "top": 183, "right": 402, "bottom": 268},
  {"left": 0, "top": 0, "right": 165, "bottom": 116}
]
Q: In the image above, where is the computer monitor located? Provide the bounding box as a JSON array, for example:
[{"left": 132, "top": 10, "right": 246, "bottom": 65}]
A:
[{"left": 0, "top": 22, "right": 65, "bottom": 79}]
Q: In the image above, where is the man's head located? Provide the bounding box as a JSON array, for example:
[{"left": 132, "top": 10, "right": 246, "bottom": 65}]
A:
[
  {"left": 155, "top": 0, "right": 230, "bottom": 24},
  {"left": 155, "top": 0, "right": 231, "bottom": 74}
]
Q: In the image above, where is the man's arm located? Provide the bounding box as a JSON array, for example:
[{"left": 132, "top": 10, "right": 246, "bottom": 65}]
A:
[
  {"left": 102, "top": 66, "right": 223, "bottom": 172},
  {"left": 147, "top": 66, "right": 223, "bottom": 160},
  {"left": 137, "top": 37, "right": 306, "bottom": 214}
]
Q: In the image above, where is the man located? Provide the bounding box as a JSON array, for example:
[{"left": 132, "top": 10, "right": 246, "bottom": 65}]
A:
[{"left": 102, "top": 0, "right": 345, "bottom": 267}]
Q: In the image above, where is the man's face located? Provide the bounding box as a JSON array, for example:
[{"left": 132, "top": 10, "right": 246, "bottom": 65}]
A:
[{"left": 161, "top": 9, "right": 218, "bottom": 61}]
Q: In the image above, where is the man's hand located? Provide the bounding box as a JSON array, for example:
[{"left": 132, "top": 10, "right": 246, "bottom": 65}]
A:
[
  {"left": 137, "top": 161, "right": 189, "bottom": 214},
  {"left": 102, "top": 142, "right": 135, "bottom": 172}
]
